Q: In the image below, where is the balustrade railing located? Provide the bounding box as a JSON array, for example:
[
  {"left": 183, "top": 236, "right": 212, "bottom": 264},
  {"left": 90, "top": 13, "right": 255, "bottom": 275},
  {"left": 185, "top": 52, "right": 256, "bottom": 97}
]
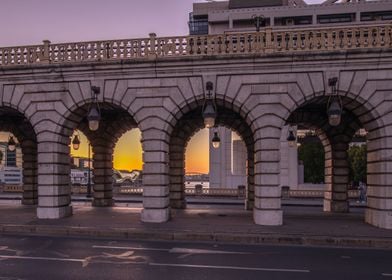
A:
[{"left": 1, "top": 24, "right": 390, "bottom": 67}]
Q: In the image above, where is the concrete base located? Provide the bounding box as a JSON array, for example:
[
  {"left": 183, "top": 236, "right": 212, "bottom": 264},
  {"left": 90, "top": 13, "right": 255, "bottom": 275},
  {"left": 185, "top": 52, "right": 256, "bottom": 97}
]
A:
[
  {"left": 22, "top": 198, "right": 38, "bottom": 205},
  {"left": 253, "top": 209, "right": 283, "bottom": 226},
  {"left": 365, "top": 208, "right": 392, "bottom": 229},
  {"left": 170, "top": 200, "right": 187, "bottom": 209},
  {"left": 323, "top": 200, "right": 349, "bottom": 213},
  {"left": 92, "top": 198, "right": 114, "bottom": 207},
  {"left": 141, "top": 208, "right": 170, "bottom": 223},
  {"left": 245, "top": 200, "right": 254, "bottom": 211},
  {"left": 37, "top": 205, "right": 73, "bottom": 219}
]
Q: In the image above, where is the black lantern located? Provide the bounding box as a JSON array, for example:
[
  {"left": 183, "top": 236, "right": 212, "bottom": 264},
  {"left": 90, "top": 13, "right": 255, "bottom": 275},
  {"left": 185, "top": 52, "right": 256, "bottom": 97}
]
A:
[
  {"left": 87, "top": 86, "right": 101, "bottom": 131},
  {"left": 72, "top": 134, "right": 81, "bottom": 150},
  {"left": 327, "top": 77, "right": 342, "bottom": 126},
  {"left": 7, "top": 135, "right": 16, "bottom": 152},
  {"left": 287, "top": 128, "right": 296, "bottom": 148},
  {"left": 211, "top": 130, "right": 221, "bottom": 149},
  {"left": 202, "top": 81, "right": 217, "bottom": 128}
]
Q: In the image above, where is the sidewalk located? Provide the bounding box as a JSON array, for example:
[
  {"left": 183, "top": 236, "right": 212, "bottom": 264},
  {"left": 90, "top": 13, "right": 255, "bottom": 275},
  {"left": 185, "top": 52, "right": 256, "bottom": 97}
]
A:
[{"left": 0, "top": 201, "right": 390, "bottom": 249}]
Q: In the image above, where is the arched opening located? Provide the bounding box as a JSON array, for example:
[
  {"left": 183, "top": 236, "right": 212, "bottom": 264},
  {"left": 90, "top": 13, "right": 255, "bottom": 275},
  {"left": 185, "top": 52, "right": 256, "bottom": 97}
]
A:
[
  {"left": 169, "top": 102, "right": 255, "bottom": 211},
  {"left": 285, "top": 94, "right": 385, "bottom": 226},
  {"left": 0, "top": 107, "right": 37, "bottom": 206},
  {"left": 63, "top": 102, "right": 139, "bottom": 208}
]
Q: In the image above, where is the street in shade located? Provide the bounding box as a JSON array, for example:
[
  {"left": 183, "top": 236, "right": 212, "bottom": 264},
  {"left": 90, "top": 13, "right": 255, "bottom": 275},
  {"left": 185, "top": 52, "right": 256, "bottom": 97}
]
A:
[{"left": 0, "top": 235, "right": 391, "bottom": 280}]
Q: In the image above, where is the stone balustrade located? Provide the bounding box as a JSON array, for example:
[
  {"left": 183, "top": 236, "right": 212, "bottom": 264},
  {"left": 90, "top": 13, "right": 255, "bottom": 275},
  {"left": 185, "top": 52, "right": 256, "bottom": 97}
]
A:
[{"left": 0, "top": 23, "right": 390, "bottom": 67}]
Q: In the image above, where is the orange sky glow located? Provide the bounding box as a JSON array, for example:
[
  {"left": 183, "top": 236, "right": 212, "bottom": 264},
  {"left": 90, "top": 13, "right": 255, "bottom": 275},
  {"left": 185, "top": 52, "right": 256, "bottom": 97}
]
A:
[{"left": 70, "top": 129, "right": 210, "bottom": 174}]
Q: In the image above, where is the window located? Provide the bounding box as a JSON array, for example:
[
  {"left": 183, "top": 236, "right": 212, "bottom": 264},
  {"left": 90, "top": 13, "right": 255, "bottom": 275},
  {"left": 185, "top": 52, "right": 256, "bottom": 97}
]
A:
[
  {"left": 189, "top": 13, "right": 209, "bottom": 35},
  {"left": 317, "top": 13, "right": 355, "bottom": 24}
]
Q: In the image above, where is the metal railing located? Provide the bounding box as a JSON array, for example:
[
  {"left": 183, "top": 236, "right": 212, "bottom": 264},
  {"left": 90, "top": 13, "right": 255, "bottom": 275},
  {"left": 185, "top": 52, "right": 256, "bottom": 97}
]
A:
[
  {"left": 0, "top": 184, "right": 361, "bottom": 199},
  {"left": 1, "top": 24, "right": 390, "bottom": 67}
]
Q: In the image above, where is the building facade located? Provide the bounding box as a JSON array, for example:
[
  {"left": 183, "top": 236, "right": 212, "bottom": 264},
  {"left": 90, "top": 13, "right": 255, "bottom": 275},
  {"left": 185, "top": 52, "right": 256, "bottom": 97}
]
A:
[{"left": 190, "top": 0, "right": 392, "bottom": 35}]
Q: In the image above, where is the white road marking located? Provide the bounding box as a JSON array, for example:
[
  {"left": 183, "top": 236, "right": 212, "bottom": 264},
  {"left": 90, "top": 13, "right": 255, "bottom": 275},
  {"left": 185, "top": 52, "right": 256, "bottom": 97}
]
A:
[
  {"left": 149, "top": 262, "right": 310, "bottom": 273},
  {"left": 92, "top": 245, "right": 168, "bottom": 252},
  {"left": 382, "top": 273, "right": 392, "bottom": 277},
  {"left": 0, "top": 254, "right": 83, "bottom": 263},
  {"left": 93, "top": 245, "right": 249, "bottom": 255},
  {"left": 169, "top": 248, "right": 250, "bottom": 255},
  {"left": 0, "top": 253, "right": 310, "bottom": 273}
]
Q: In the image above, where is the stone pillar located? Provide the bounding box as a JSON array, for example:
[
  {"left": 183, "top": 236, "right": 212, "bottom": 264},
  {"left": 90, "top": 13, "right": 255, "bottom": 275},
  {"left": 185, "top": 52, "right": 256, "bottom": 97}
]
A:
[
  {"left": 37, "top": 140, "right": 72, "bottom": 219},
  {"left": 141, "top": 138, "right": 170, "bottom": 223},
  {"left": 324, "top": 138, "right": 349, "bottom": 213},
  {"left": 21, "top": 139, "right": 38, "bottom": 205},
  {"left": 169, "top": 136, "right": 186, "bottom": 209},
  {"left": 253, "top": 138, "right": 282, "bottom": 226},
  {"left": 365, "top": 136, "right": 392, "bottom": 229},
  {"left": 92, "top": 140, "right": 114, "bottom": 207}
]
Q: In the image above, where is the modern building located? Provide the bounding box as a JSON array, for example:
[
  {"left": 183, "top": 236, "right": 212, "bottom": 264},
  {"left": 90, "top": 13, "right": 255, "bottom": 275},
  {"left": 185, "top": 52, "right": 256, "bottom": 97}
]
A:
[{"left": 189, "top": 0, "right": 392, "bottom": 35}]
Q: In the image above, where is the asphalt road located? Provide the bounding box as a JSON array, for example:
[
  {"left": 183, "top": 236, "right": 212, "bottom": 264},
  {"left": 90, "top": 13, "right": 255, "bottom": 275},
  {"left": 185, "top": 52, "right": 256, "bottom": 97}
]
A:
[{"left": 0, "top": 235, "right": 391, "bottom": 280}]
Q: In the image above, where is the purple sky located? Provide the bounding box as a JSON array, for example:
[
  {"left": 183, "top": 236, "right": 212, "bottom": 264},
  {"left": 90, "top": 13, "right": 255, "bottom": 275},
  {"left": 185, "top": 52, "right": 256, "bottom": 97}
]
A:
[{"left": 1, "top": 0, "right": 322, "bottom": 47}]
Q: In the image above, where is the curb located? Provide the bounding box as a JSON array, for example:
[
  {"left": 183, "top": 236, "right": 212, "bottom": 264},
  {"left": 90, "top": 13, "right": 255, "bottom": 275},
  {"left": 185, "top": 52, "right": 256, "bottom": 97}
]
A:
[{"left": 1, "top": 224, "right": 391, "bottom": 249}]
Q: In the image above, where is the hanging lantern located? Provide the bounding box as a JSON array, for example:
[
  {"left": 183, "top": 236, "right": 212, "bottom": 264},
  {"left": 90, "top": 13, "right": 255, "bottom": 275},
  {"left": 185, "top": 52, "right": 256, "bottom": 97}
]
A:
[
  {"left": 202, "top": 101, "right": 217, "bottom": 128},
  {"left": 7, "top": 136, "right": 16, "bottom": 152},
  {"left": 202, "top": 81, "right": 217, "bottom": 128},
  {"left": 72, "top": 134, "right": 81, "bottom": 150},
  {"left": 211, "top": 131, "right": 221, "bottom": 149},
  {"left": 87, "top": 105, "right": 101, "bottom": 131},
  {"left": 327, "top": 99, "right": 342, "bottom": 126},
  {"left": 87, "top": 86, "right": 101, "bottom": 131},
  {"left": 287, "top": 129, "right": 296, "bottom": 148},
  {"left": 327, "top": 77, "right": 342, "bottom": 127}
]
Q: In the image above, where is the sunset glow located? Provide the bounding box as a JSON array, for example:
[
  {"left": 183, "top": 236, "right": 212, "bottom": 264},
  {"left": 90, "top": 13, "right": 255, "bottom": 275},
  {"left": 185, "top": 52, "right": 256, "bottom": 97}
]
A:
[{"left": 70, "top": 128, "right": 210, "bottom": 173}]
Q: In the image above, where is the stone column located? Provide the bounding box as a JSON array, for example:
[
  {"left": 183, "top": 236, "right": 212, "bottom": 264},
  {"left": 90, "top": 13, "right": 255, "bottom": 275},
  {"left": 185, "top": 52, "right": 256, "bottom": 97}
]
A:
[
  {"left": 365, "top": 134, "right": 392, "bottom": 229},
  {"left": 253, "top": 138, "right": 282, "bottom": 226},
  {"left": 21, "top": 139, "right": 38, "bottom": 205},
  {"left": 323, "top": 136, "right": 350, "bottom": 213},
  {"left": 141, "top": 138, "right": 170, "bottom": 223},
  {"left": 169, "top": 136, "right": 186, "bottom": 209},
  {"left": 37, "top": 139, "right": 72, "bottom": 219},
  {"left": 91, "top": 139, "right": 114, "bottom": 207}
]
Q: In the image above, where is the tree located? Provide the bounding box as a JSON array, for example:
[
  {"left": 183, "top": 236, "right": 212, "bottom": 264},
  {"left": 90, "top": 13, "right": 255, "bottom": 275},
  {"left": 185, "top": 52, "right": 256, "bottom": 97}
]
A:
[
  {"left": 298, "top": 141, "right": 325, "bottom": 183},
  {"left": 348, "top": 144, "right": 367, "bottom": 185}
]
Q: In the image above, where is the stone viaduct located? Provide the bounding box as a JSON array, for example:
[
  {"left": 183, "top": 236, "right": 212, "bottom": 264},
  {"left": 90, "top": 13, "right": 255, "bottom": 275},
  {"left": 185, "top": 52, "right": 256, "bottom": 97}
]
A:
[{"left": 0, "top": 25, "right": 391, "bottom": 229}]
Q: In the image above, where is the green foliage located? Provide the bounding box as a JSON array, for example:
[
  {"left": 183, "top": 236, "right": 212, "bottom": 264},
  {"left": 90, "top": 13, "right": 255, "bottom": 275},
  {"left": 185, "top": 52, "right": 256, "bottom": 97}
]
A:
[
  {"left": 298, "top": 141, "right": 325, "bottom": 183},
  {"left": 348, "top": 145, "right": 367, "bottom": 184}
]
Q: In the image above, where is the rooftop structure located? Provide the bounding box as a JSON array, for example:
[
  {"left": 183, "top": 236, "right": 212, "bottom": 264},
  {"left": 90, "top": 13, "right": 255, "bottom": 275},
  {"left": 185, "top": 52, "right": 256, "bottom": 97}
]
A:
[{"left": 189, "top": 0, "right": 392, "bottom": 35}]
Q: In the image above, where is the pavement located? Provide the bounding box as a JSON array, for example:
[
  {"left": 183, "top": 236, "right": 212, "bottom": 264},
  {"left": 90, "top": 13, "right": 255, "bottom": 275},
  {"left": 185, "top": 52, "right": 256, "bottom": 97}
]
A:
[{"left": 0, "top": 194, "right": 390, "bottom": 249}]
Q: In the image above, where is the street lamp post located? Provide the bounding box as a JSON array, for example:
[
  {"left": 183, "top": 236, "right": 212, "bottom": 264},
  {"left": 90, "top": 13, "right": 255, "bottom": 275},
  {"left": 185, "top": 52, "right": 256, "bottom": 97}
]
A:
[
  {"left": 86, "top": 143, "right": 92, "bottom": 198},
  {"left": 252, "top": 14, "right": 265, "bottom": 32},
  {"left": 72, "top": 133, "right": 92, "bottom": 198}
]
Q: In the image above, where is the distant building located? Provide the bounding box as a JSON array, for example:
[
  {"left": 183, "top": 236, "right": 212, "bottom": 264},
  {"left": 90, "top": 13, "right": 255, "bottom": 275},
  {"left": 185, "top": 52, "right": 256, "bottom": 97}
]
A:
[
  {"left": 0, "top": 166, "right": 23, "bottom": 185},
  {"left": 70, "top": 169, "right": 92, "bottom": 185},
  {"left": 189, "top": 0, "right": 392, "bottom": 35}
]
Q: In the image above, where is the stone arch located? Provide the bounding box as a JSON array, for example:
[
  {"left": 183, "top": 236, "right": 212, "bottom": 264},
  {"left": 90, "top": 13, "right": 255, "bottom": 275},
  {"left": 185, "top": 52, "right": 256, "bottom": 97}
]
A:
[
  {"left": 168, "top": 97, "right": 256, "bottom": 211},
  {"left": 0, "top": 106, "right": 38, "bottom": 206},
  {"left": 57, "top": 100, "right": 139, "bottom": 207},
  {"left": 285, "top": 92, "right": 392, "bottom": 229}
]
